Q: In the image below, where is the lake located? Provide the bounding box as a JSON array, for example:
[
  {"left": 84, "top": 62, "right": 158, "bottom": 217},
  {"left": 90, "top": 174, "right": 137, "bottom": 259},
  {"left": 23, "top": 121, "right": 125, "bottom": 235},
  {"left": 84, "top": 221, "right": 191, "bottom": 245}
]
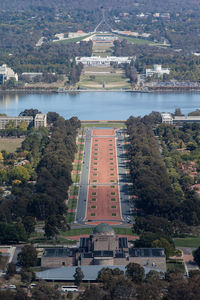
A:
[{"left": 0, "top": 91, "right": 199, "bottom": 120}]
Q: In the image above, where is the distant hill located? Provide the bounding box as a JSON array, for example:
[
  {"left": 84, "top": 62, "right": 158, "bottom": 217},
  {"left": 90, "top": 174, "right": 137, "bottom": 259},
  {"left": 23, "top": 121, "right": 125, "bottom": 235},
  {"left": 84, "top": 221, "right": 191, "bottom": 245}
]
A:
[
  {"left": 0, "top": 0, "right": 134, "bottom": 10},
  {"left": 1, "top": 0, "right": 200, "bottom": 11}
]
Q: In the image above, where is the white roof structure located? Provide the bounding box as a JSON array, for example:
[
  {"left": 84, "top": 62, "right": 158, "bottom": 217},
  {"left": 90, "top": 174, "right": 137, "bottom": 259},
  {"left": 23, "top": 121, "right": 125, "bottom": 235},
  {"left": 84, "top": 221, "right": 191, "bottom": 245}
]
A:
[
  {"left": 161, "top": 113, "right": 173, "bottom": 124},
  {"left": 0, "top": 64, "right": 18, "bottom": 82},
  {"left": 146, "top": 64, "right": 170, "bottom": 77},
  {"left": 76, "top": 56, "right": 132, "bottom": 66},
  {"left": 36, "top": 265, "right": 163, "bottom": 281}
]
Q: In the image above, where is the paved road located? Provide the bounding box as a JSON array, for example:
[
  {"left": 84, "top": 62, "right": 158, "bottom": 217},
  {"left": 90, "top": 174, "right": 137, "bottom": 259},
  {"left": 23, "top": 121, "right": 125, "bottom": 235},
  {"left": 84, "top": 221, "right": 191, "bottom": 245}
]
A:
[
  {"left": 75, "top": 128, "right": 131, "bottom": 225},
  {"left": 116, "top": 129, "right": 131, "bottom": 224},
  {"left": 75, "top": 129, "right": 92, "bottom": 224},
  {"left": 178, "top": 247, "right": 199, "bottom": 275}
]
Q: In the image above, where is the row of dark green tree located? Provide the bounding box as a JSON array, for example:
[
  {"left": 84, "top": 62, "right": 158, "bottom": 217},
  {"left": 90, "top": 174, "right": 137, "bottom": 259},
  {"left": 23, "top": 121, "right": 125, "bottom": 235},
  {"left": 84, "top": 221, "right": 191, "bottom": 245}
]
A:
[
  {"left": 0, "top": 112, "right": 81, "bottom": 243},
  {"left": 126, "top": 115, "right": 200, "bottom": 238}
]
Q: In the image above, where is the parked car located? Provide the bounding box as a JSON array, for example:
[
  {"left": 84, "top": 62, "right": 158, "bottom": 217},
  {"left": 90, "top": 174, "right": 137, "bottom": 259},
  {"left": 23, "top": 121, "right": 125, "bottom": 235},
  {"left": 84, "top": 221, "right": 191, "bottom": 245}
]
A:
[{"left": 9, "top": 285, "right": 16, "bottom": 289}]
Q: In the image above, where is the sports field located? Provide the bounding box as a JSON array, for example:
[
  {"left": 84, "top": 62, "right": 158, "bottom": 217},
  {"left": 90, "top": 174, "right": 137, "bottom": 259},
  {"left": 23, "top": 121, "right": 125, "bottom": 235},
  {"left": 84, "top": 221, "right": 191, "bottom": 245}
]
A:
[{"left": 85, "top": 129, "right": 122, "bottom": 224}]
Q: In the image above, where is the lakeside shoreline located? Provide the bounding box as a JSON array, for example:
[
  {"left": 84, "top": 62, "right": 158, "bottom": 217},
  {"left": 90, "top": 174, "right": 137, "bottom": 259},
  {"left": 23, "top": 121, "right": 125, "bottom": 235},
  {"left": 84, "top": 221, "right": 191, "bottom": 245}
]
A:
[{"left": 1, "top": 88, "right": 200, "bottom": 94}]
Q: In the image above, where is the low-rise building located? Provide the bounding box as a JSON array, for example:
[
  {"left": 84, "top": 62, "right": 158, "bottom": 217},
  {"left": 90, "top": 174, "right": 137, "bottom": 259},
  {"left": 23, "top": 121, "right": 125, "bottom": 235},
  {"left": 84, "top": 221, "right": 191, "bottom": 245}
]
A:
[
  {"left": 0, "top": 114, "right": 47, "bottom": 129},
  {"left": 161, "top": 113, "right": 200, "bottom": 125},
  {"left": 41, "top": 223, "right": 166, "bottom": 272},
  {"left": 146, "top": 64, "right": 170, "bottom": 78},
  {"left": 75, "top": 56, "right": 132, "bottom": 66},
  {"left": 21, "top": 72, "right": 43, "bottom": 81},
  {"left": 0, "top": 116, "right": 33, "bottom": 129},
  {"left": 0, "top": 64, "right": 18, "bottom": 84}
]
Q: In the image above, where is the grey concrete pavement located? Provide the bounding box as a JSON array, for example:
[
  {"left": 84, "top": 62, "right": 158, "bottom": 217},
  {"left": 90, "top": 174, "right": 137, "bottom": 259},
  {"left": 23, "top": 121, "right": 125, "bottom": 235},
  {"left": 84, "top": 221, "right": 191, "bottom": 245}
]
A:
[
  {"left": 75, "top": 129, "right": 92, "bottom": 223},
  {"left": 116, "top": 129, "right": 131, "bottom": 224}
]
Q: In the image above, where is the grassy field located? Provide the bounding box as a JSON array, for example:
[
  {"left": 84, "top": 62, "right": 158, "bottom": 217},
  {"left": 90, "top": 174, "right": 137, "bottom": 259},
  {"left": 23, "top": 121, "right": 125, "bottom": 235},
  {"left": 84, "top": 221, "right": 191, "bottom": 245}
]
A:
[
  {"left": 115, "top": 34, "right": 157, "bottom": 45},
  {"left": 174, "top": 237, "right": 200, "bottom": 248},
  {"left": 81, "top": 122, "right": 125, "bottom": 128},
  {"left": 79, "top": 73, "right": 131, "bottom": 89},
  {"left": 60, "top": 227, "right": 136, "bottom": 237},
  {"left": 54, "top": 34, "right": 92, "bottom": 44},
  {"left": 167, "top": 261, "right": 185, "bottom": 273},
  {"left": 79, "top": 69, "right": 131, "bottom": 89},
  {"left": 0, "top": 138, "right": 24, "bottom": 152},
  {"left": 29, "top": 231, "right": 76, "bottom": 245}
]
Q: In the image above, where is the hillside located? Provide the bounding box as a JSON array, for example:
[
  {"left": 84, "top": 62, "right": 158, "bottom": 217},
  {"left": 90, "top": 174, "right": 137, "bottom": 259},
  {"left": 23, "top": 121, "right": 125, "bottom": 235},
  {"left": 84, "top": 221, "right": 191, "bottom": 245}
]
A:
[{"left": 1, "top": 0, "right": 200, "bottom": 12}]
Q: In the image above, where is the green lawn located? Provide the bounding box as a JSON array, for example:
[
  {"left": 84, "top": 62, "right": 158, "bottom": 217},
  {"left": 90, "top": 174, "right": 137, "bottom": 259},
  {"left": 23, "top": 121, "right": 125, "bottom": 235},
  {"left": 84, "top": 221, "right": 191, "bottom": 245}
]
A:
[
  {"left": 167, "top": 261, "right": 185, "bottom": 273},
  {"left": 75, "top": 152, "right": 83, "bottom": 160},
  {"left": 78, "top": 137, "right": 85, "bottom": 143},
  {"left": 72, "top": 173, "right": 80, "bottom": 183},
  {"left": 0, "top": 138, "right": 24, "bottom": 152},
  {"left": 54, "top": 34, "right": 92, "bottom": 44},
  {"left": 65, "top": 212, "right": 76, "bottom": 223},
  {"left": 73, "top": 163, "right": 82, "bottom": 171},
  {"left": 80, "top": 73, "right": 128, "bottom": 85},
  {"left": 114, "top": 228, "right": 135, "bottom": 235},
  {"left": 174, "top": 237, "right": 200, "bottom": 248},
  {"left": 81, "top": 123, "right": 125, "bottom": 128},
  {"left": 60, "top": 227, "right": 136, "bottom": 237},
  {"left": 115, "top": 34, "right": 157, "bottom": 45},
  {"left": 60, "top": 227, "right": 94, "bottom": 236},
  {"left": 68, "top": 198, "right": 77, "bottom": 210},
  {"left": 77, "top": 144, "right": 84, "bottom": 151},
  {"left": 69, "top": 185, "right": 79, "bottom": 196}
]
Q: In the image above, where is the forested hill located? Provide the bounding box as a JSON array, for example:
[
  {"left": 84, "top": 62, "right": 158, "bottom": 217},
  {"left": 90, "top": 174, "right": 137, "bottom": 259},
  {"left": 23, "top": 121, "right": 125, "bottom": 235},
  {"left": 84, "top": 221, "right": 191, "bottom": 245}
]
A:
[{"left": 1, "top": 0, "right": 200, "bottom": 11}]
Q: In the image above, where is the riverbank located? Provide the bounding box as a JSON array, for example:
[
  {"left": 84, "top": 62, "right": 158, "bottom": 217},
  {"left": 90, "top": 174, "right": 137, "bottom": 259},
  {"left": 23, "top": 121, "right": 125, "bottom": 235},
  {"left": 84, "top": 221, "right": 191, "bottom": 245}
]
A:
[{"left": 1, "top": 87, "right": 200, "bottom": 93}]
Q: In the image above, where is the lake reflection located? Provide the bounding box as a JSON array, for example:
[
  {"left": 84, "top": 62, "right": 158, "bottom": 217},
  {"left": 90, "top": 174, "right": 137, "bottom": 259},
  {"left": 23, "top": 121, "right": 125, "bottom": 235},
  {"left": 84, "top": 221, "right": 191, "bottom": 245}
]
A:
[{"left": 0, "top": 91, "right": 200, "bottom": 119}]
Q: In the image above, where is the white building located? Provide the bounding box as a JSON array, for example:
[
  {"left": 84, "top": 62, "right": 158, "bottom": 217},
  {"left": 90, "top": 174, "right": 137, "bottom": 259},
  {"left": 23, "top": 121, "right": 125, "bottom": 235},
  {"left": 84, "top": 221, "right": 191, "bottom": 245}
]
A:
[
  {"left": 146, "top": 64, "right": 170, "bottom": 78},
  {"left": 34, "top": 113, "right": 47, "bottom": 129},
  {"left": 161, "top": 113, "right": 173, "bottom": 124},
  {"left": 75, "top": 56, "right": 132, "bottom": 66},
  {"left": 0, "top": 116, "right": 33, "bottom": 129},
  {"left": 161, "top": 113, "right": 200, "bottom": 125},
  {"left": 0, "top": 114, "right": 47, "bottom": 130},
  {"left": 0, "top": 64, "right": 18, "bottom": 84}
]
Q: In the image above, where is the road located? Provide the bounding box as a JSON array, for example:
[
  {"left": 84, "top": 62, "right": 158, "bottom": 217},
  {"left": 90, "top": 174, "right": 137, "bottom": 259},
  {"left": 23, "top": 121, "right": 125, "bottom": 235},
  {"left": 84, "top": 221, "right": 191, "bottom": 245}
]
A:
[
  {"left": 116, "top": 129, "right": 132, "bottom": 223},
  {"left": 178, "top": 247, "right": 199, "bottom": 275},
  {"left": 75, "top": 129, "right": 92, "bottom": 224}
]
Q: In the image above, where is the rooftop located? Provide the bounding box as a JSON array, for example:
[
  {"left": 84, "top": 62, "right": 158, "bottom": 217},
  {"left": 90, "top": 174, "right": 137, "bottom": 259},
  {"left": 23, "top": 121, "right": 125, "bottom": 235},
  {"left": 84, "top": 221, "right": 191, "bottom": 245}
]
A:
[
  {"left": 93, "top": 223, "right": 115, "bottom": 235},
  {"left": 36, "top": 265, "right": 163, "bottom": 281}
]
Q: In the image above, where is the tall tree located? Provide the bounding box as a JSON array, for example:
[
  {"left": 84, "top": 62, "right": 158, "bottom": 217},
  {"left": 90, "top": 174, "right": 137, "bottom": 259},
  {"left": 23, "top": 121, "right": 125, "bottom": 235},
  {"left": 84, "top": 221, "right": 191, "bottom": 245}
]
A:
[{"left": 73, "top": 267, "right": 84, "bottom": 286}]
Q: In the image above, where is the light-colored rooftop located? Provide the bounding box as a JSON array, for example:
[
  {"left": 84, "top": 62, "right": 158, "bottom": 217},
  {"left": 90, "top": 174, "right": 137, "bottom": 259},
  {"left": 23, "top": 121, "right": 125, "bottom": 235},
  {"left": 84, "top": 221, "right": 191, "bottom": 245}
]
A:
[{"left": 36, "top": 265, "right": 162, "bottom": 281}]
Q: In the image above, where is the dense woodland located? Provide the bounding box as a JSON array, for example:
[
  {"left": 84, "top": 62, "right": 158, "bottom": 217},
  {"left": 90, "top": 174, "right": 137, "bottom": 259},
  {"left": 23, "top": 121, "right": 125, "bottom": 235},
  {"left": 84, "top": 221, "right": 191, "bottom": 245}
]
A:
[
  {"left": 114, "top": 40, "right": 200, "bottom": 81},
  {"left": 126, "top": 115, "right": 200, "bottom": 241},
  {"left": 0, "top": 0, "right": 200, "bottom": 75},
  {"left": 0, "top": 112, "right": 80, "bottom": 243}
]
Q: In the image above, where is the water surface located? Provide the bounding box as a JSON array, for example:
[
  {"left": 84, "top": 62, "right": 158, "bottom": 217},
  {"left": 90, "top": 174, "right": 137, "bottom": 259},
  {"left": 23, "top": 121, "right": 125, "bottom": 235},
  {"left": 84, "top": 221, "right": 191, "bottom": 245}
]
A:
[{"left": 0, "top": 92, "right": 199, "bottom": 119}]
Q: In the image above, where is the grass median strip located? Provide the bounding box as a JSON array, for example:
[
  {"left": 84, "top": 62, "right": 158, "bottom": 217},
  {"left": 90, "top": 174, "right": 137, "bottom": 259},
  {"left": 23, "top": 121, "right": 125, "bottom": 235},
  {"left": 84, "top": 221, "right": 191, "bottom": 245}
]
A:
[
  {"left": 173, "top": 236, "right": 200, "bottom": 248},
  {"left": 60, "top": 227, "right": 136, "bottom": 237}
]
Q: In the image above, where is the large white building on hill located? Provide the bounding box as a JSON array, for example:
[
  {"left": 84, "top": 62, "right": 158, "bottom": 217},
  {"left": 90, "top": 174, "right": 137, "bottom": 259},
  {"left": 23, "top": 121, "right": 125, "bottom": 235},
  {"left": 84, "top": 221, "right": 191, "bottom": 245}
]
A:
[
  {"left": 146, "top": 64, "right": 170, "bottom": 77},
  {"left": 0, "top": 64, "right": 18, "bottom": 84},
  {"left": 76, "top": 56, "right": 132, "bottom": 66}
]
